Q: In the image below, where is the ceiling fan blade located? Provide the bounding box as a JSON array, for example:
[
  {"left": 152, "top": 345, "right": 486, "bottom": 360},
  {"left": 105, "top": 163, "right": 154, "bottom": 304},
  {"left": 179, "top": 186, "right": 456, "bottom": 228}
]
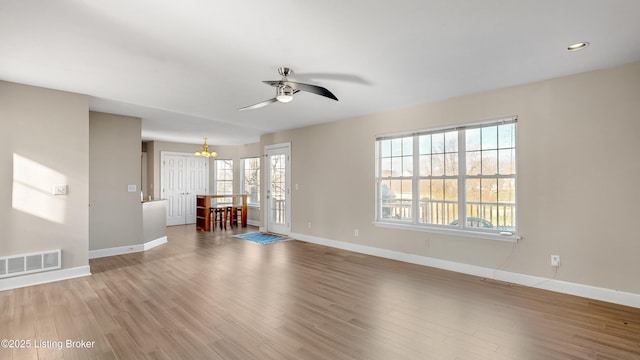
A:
[
  {"left": 283, "top": 81, "right": 339, "bottom": 101},
  {"left": 238, "top": 97, "right": 277, "bottom": 111},
  {"left": 262, "top": 80, "right": 284, "bottom": 87},
  {"left": 262, "top": 80, "right": 338, "bottom": 101}
]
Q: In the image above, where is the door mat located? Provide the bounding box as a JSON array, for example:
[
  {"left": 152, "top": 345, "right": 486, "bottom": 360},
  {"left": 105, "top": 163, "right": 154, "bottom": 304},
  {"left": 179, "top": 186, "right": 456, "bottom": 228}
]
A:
[{"left": 232, "top": 232, "right": 290, "bottom": 245}]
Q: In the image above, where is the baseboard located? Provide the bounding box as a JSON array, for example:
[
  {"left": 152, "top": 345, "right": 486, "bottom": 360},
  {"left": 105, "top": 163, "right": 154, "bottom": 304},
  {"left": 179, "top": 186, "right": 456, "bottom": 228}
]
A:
[
  {"left": 89, "top": 236, "right": 168, "bottom": 259},
  {"left": 0, "top": 265, "right": 91, "bottom": 292},
  {"left": 247, "top": 220, "right": 260, "bottom": 227},
  {"left": 143, "top": 236, "right": 168, "bottom": 251},
  {"left": 291, "top": 232, "right": 640, "bottom": 309}
]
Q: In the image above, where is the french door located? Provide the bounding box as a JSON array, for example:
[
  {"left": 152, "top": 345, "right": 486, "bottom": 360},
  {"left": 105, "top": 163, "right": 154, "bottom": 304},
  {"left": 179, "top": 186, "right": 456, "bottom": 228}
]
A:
[
  {"left": 265, "top": 143, "right": 290, "bottom": 235},
  {"left": 162, "top": 153, "right": 208, "bottom": 226}
]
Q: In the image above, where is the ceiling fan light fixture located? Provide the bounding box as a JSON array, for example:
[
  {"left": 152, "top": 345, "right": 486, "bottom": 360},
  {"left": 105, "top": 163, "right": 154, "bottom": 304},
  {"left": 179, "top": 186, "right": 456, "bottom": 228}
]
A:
[
  {"left": 276, "top": 86, "right": 294, "bottom": 103},
  {"left": 567, "top": 42, "right": 589, "bottom": 51}
]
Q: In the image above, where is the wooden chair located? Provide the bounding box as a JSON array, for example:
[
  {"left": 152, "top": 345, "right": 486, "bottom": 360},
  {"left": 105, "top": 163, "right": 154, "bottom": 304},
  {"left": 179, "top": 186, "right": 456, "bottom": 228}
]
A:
[
  {"left": 210, "top": 207, "right": 225, "bottom": 231},
  {"left": 223, "top": 206, "right": 236, "bottom": 228}
]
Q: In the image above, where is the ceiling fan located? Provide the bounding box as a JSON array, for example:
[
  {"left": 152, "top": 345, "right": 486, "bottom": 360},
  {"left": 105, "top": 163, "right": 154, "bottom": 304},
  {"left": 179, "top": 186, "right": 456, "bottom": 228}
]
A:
[{"left": 238, "top": 67, "right": 339, "bottom": 111}]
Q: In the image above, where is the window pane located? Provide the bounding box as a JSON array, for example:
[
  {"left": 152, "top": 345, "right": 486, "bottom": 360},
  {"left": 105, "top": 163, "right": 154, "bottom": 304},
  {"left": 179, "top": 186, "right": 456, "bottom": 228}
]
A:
[
  {"left": 481, "top": 150, "right": 498, "bottom": 175},
  {"left": 432, "top": 133, "right": 445, "bottom": 153},
  {"left": 391, "top": 138, "right": 402, "bottom": 156},
  {"left": 391, "top": 157, "right": 402, "bottom": 177},
  {"left": 419, "top": 179, "right": 456, "bottom": 225},
  {"left": 481, "top": 178, "right": 498, "bottom": 202},
  {"left": 419, "top": 135, "right": 431, "bottom": 154},
  {"left": 466, "top": 179, "right": 481, "bottom": 202},
  {"left": 498, "top": 123, "right": 515, "bottom": 149},
  {"left": 419, "top": 155, "right": 431, "bottom": 176},
  {"left": 403, "top": 137, "right": 413, "bottom": 155},
  {"left": 444, "top": 179, "right": 458, "bottom": 201},
  {"left": 380, "top": 180, "right": 393, "bottom": 220},
  {"left": 380, "top": 179, "right": 394, "bottom": 199},
  {"left": 380, "top": 179, "right": 412, "bottom": 221},
  {"left": 419, "top": 180, "right": 430, "bottom": 223},
  {"left": 444, "top": 152, "right": 458, "bottom": 176},
  {"left": 431, "top": 179, "right": 444, "bottom": 201},
  {"left": 444, "top": 131, "right": 458, "bottom": 152},
  {"left": 400, "top": 179, "right": 413, "bottom": 201},
  {"left": 380, "top": 139, "right": 391, "bottom": 157},
  {"left": 403, "top": 155, "right": 413, "bottom": 176},
  {"left": 242, "top": 158, "right": 260, "bottom": 205},
  {"left": 466, "top": 151, "right": 481, "bottom": 175},
  {"left": 498, "top": 148, "right": 516, "bottom": 175},
  {"left": 431, "top": 154, "right": 445, "bottom": 176},
  {"left": 466, "top": 128, "right": 481, "bottom": 151},
  {"left": 481, "top": 126, "right": 498, "bottom": 150},
  {"left": 381, "top": 158, "right": 392, "bottom": 177},
  {"left": 498, "top": 178, "right": 516, "bottom": 203}
]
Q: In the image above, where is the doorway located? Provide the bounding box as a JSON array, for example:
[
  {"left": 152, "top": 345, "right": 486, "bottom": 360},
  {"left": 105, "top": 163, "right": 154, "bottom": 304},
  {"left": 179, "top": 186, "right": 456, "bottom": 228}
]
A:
[
  {"left": 265, "top": 143, "right": 291, "bottom": 235},
  {"left": 161, "top": 152, "right": 209, "bottom": 226}
]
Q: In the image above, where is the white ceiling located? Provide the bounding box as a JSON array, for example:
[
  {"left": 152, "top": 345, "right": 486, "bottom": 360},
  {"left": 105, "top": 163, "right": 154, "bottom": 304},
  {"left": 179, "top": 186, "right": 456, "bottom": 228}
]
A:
[{"left": 2, "top": 0, "right": 639, "bottom": 145}]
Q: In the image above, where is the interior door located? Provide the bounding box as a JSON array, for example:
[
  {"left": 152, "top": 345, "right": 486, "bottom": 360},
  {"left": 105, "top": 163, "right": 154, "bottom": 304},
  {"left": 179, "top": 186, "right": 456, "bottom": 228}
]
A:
[
  {"left": 265, "top": 143, "right": 290, "bottom": 235},
  {"left": 163, "top": 155, "right": 187, "bottom": 226},
  {"left": 162, "top": 153, "right": 208, "bottom": 226},
  {"left": 185, "top": 156, "right": 208, "bottom": 223}
]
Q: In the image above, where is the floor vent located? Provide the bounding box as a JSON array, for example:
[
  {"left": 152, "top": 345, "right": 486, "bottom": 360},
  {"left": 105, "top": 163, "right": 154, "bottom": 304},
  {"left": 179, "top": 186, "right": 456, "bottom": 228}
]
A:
[{"left": 0, "top": 249, "right": 61, "bottom": 279}]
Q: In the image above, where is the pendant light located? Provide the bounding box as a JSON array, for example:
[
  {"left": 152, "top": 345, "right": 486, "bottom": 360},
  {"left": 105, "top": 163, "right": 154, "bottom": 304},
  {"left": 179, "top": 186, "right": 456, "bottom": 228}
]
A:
[{"left": 194, "top": 137, "right": 217, "bottom": 157}]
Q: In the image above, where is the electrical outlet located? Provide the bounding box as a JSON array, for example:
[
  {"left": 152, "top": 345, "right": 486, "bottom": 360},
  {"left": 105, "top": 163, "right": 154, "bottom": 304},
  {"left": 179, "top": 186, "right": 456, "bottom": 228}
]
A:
[
  {"left": 551, "top": 255, "right": 561, "bottom": 267},
  {"left": 354, "top": 229, "right": 359, "bottom": 237},
  {"left": 307, "top": 222, "right": 311, "bottom": 229}
]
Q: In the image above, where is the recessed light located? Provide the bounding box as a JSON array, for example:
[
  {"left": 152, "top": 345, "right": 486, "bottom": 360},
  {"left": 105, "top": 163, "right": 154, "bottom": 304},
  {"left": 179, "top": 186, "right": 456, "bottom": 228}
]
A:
[{"left": 567, "top": 42, "right": 589, "bottom": 51}]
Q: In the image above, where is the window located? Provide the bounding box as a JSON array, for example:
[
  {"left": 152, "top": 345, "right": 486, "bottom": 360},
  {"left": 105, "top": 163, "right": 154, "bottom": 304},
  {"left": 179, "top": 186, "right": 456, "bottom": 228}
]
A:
[
  {"left": 241, "top": 157, "right": 260, "bottom": 206},
  {"left": 214, "top": 159, "right": 233, "bottom": 203},
  {"left": 376, "top": 118, "right": 517, "bottom": 237}
]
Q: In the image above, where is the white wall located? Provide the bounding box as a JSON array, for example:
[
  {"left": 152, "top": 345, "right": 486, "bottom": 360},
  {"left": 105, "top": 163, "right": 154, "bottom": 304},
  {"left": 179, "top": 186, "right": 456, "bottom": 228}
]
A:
[
  {"left": 261, "top": 61, "right": 640, "bottom": 296},
  {"left": 0, "top": 81, "right": 89, "bottom": 270}
]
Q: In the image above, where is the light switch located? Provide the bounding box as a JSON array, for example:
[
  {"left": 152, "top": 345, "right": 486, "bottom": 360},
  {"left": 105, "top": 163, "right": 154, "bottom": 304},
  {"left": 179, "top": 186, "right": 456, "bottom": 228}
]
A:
[
  {"left": 53, "top": 184, "right": 68, "bottom": 195},
  {"left": 127, "top": 185, "right": 137, "bottom": 192}
]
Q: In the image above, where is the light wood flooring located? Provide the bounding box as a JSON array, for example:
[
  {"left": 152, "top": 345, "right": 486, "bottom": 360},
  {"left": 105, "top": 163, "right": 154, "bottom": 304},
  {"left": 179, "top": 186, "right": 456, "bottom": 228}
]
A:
[{"left": 1, "top": 225, "right": 640, "bottom": 359}]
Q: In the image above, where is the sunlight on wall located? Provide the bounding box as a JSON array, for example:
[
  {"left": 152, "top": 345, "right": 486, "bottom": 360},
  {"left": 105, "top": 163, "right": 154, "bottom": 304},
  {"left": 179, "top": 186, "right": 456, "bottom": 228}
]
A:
[{"left": 12, "top": 154, "right": 67, "bottom": 224}]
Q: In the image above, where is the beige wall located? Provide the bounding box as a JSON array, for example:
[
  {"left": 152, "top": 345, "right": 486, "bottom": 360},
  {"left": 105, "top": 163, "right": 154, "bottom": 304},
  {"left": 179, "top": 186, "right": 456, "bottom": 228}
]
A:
[
  {"left": 0, "top": 81, "right": 89, "bottom": 269},
  {"left": 261, "top": 61, "right": 640, "bottom": 294},
  {"left": 89, "top": 112, "right": 143, "bottom": 250}
]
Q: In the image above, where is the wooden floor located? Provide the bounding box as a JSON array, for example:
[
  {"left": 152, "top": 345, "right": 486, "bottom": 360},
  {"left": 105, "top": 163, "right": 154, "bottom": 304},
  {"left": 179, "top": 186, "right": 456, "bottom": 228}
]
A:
[{"left": 1, "top": 225, "right": 640, "bottom": 360}]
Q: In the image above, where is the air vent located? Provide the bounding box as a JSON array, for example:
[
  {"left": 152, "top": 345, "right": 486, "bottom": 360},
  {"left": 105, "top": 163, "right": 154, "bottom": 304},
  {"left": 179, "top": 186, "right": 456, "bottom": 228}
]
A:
[{"left": 0, "top": 250, "right": 61, "bottom": 278}]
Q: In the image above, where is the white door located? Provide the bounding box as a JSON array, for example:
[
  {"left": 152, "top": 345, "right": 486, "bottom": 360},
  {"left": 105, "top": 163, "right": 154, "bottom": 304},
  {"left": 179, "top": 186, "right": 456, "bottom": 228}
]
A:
[
  {"left": 185, "top": 156, "right": 208, "bottom": 223},
  {"left": 162, "top": 154, "right": 208, "bottom": 226},
  {"left": 265, "top": 143, "right": 290, "bottom": 235}
]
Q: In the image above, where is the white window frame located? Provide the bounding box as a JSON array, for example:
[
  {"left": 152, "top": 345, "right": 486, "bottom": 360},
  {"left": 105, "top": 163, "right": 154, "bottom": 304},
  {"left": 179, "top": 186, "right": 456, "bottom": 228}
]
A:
[
  {"left": 374, "top": 117, "right": 521, "bottom": 242},
  {"left": 241, "top": 157, "right": 260, "bottom": 207}
]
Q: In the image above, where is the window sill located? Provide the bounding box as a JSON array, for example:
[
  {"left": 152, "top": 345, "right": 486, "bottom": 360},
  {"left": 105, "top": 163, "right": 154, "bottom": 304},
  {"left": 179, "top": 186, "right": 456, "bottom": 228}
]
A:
[{"left": 373, "top": 221, "right": 521, "bottom": 243}]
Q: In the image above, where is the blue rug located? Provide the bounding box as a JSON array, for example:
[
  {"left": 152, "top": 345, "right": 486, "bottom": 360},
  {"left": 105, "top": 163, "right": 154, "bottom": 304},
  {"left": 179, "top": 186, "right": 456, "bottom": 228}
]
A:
[{"left": 233, "top": 232, "right": 290, "bottom": 245}]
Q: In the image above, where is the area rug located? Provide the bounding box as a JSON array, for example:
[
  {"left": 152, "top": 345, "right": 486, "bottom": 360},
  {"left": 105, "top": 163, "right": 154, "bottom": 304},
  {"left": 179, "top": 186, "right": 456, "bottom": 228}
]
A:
[{"left": 233, "top": 232, "right": 290, "bottom": 245}]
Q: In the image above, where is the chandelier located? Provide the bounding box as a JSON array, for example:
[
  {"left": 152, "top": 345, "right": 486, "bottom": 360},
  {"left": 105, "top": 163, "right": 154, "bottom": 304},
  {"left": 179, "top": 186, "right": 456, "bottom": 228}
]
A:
[{"left": 194, "top": 137, "right": 217, "bottom": 157}]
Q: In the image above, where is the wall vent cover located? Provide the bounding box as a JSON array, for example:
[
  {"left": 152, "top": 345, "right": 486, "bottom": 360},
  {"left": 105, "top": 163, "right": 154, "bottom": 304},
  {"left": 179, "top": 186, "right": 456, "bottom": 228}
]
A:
[{"left": 0, "top": 249, "right": 61, "bottom": 279}]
